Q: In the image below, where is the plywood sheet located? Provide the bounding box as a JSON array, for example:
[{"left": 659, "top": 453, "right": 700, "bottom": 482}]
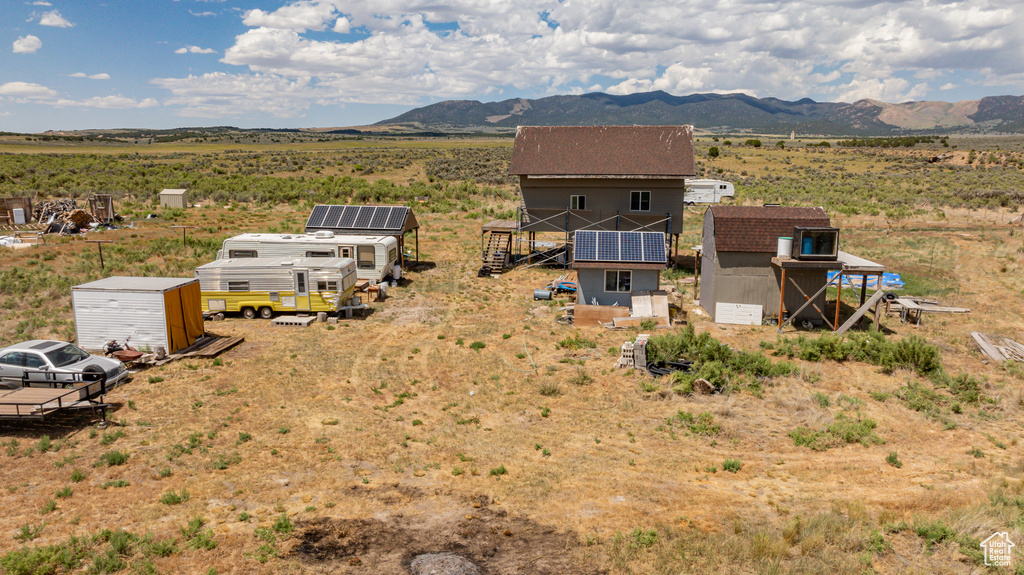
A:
[
  {"left": 573, "top": 304, "right": 630, "bottom": 326},
  {"left": 714, "top": 302, "right": 762, "bottom": 325}
]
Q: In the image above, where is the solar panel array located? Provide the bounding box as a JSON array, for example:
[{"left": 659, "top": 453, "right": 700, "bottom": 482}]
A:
[
  {"left": 305, "top": 205, "right": 409, "bottom": 232},
  {"left": 574, "top": 230, "right": 667, "bottom": 263}
]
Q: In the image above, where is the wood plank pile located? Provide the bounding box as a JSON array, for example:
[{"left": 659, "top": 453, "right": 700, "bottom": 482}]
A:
[
  {"left": 34, "top": 199, "right": 100, "bottom": 229},
  {"left": 971, "top": 332, "right": 1024, "bottom": 363}
]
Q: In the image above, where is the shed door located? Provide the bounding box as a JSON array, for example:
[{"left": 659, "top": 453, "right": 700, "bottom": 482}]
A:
[{"left": 294, "top": 270, "right": 310, "bottom": 311}]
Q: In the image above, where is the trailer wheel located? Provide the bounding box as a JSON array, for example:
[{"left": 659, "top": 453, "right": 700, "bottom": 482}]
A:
[
  {"left": 259, "top": 306, "right": 274, "bottom": 319},
  {"left": 242, "top": 307, "right": 257, "bottom": 319}
]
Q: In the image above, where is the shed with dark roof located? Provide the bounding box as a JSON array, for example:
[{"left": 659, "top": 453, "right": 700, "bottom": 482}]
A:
[
  {"left": 699, "top": 205, "right": 838, "bottom": 323},
  {"left": 510, "top": 126, "right": 696, "bottom": 236}
]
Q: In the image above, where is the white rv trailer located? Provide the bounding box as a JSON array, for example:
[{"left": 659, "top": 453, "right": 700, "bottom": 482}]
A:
[
  {"left": 216, "top": 231, "right": 399, "bottom": 282},
  {"left": 195, "top": 257, "right": 358, "bottom": 318},
  {"left": 684, "top": 179, "right": 735, "bottom": 205}
]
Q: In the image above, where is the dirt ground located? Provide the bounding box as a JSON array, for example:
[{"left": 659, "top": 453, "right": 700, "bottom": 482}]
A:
[{"left": 1, "top": 197, "right": 1023, "bottom": 573}]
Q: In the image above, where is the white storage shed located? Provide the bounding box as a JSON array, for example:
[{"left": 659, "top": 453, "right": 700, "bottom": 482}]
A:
[
  {"left": 160, "top": 189, "right": 188, "bottom": 209},
  {"left": 72, "top": 277, "right": 205, "bottom": 354}
]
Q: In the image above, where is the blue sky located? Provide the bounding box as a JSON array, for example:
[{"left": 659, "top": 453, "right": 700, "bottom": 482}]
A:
[{"left": 2, "top": 0, "right": 1022, "bottom": 133}]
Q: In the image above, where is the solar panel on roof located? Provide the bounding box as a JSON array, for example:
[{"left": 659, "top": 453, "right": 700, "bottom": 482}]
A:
[
  {"left": 369, "top": 207, "right": 390, "bottom": 229},
  {"left": 337, "top": 205, "right": 358, "bottom": 228},
  {"left": 597, "top": 231, "right": 619, "bottom": 261},
  {"left": 353, "top": 207, "right": 373, "bottom": 228},
  {"left": 307, "top": 205, "right": 329, "bottom": 228},
  {"left": 642, "top": 233, "right": 666, "bottom": 263},
  {"left": 573, "top": 230, "right": 665, "bottom": 264},
  {"left": 620, "top": 232, "right": 644, "bottom": 262},
  {"left": 574, "top": 230, "right": 597, "bottom": 261},
  {"left": 384, "top": 207, "right": 407, "bottom": 230},
  {"left": 323, "top": 205, "right": 343, "bottom": 228}
]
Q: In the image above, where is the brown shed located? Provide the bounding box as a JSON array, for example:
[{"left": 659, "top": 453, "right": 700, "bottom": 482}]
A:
[
  {"left": 700, "top": 206, "right": 837, "bottom": 324},
  {"left": 510, "top": 126, "right": 695, "bottom": 235}
]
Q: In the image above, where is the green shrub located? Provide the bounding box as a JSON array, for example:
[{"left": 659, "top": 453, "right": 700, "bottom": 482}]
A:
[
  {"left": 723, "top": 458, "right": 742, "bottom": 473},
  {"left": 160, "top": 488, "right": 190, "bottom": 505},
  {"left": 790, "top": 413, "right": 883, "bottom": 451}
]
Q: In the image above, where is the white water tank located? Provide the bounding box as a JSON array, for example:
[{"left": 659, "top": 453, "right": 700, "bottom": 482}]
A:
[
  {"left": 777, "top": 237, "right": 793, "bottom": 258},
  {"left": 392, "top": 264, "right": 402, "bottom": 280}
]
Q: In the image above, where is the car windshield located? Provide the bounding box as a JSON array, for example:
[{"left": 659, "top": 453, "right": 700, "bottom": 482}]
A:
[{"left": 44, "top": 344, "right": 91, "bottom": 368}]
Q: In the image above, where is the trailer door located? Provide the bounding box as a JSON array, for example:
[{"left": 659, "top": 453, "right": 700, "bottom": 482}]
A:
[{"left": 294, "top": 270, "right": 310, "bottom": 311}]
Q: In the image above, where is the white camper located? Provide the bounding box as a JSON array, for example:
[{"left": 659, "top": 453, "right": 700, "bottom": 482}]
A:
[
  {"left": 195, "top": 257, "right": 358, "bottom": 318},
  {"left": 684, "top": 179, "right": 735, "bottom": 205},
  {"left": 217, "top": 232, "right": 399, "bottom": 282}
]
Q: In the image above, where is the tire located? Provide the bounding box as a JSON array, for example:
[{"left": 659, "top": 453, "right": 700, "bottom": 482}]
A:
[
  {"left": 259, "top": 306, "right": 274, "bottom": 319},
  {"left": 242, "top": 307, "right": 257, "bottom": 319}
]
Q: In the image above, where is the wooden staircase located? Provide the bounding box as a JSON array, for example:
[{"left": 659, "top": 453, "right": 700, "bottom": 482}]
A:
[{"left": 480, "top": 231, "right": 513, "bottom": 276}]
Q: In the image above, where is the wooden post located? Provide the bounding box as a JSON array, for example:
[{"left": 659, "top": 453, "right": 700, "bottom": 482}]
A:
[
  {"left": 86, "top": 240, "right": 112, "bottom": 269},
  {"left": 171, "top": 225, "right": 197, "bottom": 247},
  {"left": 778, "top": 268, "right": 787, "bottom": 326},
  {"left": 834, "top": 272, "right": 842, "bottom": 330}
]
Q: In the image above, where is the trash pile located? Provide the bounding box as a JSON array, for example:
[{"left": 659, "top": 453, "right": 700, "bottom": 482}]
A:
[{"left": 33, "top": 199, "right": 98, "bottom": 234}]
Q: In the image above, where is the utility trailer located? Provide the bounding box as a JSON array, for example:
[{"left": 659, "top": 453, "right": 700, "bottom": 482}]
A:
[
  {"left": 217, "top": 231, "right": 399, "bottom": 282},
  {"left": 684, "top": 179, "right": 735, "bottom": 205},
  {"left": 195, "top": 257, "right": 358, "bottom": 319}
]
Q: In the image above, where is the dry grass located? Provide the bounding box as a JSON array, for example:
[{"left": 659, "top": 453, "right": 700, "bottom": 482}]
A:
[{"left": 1, "top": 142, "right": 1023, "bottom": 573}]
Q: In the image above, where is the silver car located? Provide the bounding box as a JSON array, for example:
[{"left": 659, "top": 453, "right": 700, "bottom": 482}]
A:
[{"left": 0, "top": 340, "right": 128, "bottom": 389}]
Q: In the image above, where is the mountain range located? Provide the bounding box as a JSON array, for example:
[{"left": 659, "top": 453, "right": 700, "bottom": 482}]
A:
[{"left": 376, "top": 91, "right": 1024, "bottom": 136}]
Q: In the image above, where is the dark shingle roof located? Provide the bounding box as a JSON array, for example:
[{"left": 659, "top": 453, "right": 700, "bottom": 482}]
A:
[
  {"left": 709, "top": 206, "right": 830, "bottom": 253},
  {"left": 510, "top": 125, "right": 695, "bottom": 177}
]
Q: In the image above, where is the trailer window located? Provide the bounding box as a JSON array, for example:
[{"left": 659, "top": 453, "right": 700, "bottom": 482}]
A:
[
  {"left": 228, "top": 249, "right": 257, "bottom": 258},
  {"left": 316, "top": 280, "right": 338, "bottom": 291},
  {"left": 305, "top": 250, "right": 333, "bottom": 257},
  {"left": 228, "top": 281, "right": 249, "bottom": 292},
  {"left": 604, "top": 270, "right": 632, "bottom": 293},
  {"left": 630, "top": 191, "right": 651, "bottom": 211},
  {"left": 357, "top": 246, "right": 375, "bottom": 269},
  {"left": 389, "top": 248, "right": 397, "bottom": 263},
  {"left": 339, "top": 246, "right": 353, "bottom": 258}
]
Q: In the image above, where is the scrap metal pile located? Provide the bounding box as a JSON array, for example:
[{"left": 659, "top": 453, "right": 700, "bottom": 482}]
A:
[{"left": 33, "top": 199, "right": 98, "bottom": 233}]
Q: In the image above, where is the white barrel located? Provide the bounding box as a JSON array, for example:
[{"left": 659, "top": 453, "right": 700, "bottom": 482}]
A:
[
  {"left": 777, "top": 237, "right": 793, "bottom": 258},
  {"left": 392, "top": 264, "right": 402, "bottom": 280}
]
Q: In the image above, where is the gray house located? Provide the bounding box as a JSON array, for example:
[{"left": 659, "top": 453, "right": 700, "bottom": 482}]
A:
[
  {"left": 509, "top": 125, "right": 696, "bottom": 258},
  {"left": 700, "top": 206, "right": 838, "bottom": 324},
  {"left": 573, "top": 230, "right": 667, "bottom": 307}
]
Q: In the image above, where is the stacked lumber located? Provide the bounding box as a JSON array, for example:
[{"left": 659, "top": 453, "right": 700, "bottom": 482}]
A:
[
  {"left": 34, "top": 198, "right": 79, "bottom": 223},
  {"left": 971, "top": 332, "right": 1024, "bottom": 363}
]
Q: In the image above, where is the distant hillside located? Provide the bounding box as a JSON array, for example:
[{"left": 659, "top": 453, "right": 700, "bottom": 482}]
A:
[{"left": 377, "top": 91, "right": 1024, "bottom": 136}]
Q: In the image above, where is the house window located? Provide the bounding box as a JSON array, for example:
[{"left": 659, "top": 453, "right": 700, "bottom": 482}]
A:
[
  {"left": 316, "top": 280, "right": 339, "bottom": 291},
  {"left": 604, "top": 270, "right": 632, "bottom": 293},
  {"left": 228, "top": 249, "right": 257, "bottom": 258},
  {"left": 227, "top": 281, "right": 249, "bottom": 292},
  {"left": 357, "top": 246, "right": 375, "bottom": 269},
  {"left": 305, "top": 250, "right": 334, "bottom": 258},
  {"left": 630, "top": 191, "right": 651, "bottom": 211},
  {"left": 570, "top": 195, "right": 586, "bottom": 210}
]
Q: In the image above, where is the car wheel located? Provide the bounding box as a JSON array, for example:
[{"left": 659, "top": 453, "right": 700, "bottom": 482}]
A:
[
  {"left": 242, "top": 307, "right": 257, "bottom": 319},
  {"left": 259, "top": 307, "right": 274, "bottom": 319}
]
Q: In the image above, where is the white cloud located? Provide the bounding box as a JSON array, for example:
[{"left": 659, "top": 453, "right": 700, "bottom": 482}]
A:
[
  {"left": 175, "top": 45, "right": 217, "bottom": 54},
  {"left": 71, "top": 72, "right": 111, "bottom": 80},
  {"left": 53, "top": 96, "right": 159, "bottom": 109},
  {"left": 0, "top": 81, "right": 57, "bottom": 99},
  {"left": 38, "top": 9, "right": 73, "bottom": 27},
  {"left": 32, "top": 1, "right": 51, "bottom": 6},
  {"left": 940, "top": 83, "right": 957, "bottom": 90},
  {"left": 242, "top": 1, "right": 338, "bottom": 32},
  {"left": 13, "top": 35, "right": 42, "bottom": 53},
  {"left": 146, "top": 0, "right": 1024, "bottom": 119},
  {"left": 190, "top": 10, "right": 216, "bottom": 17}
]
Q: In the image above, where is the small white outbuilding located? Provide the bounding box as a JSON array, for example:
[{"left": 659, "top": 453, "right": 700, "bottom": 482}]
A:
[
  {"left": 72, "top": 277, "right": 205, "bottom": 354},
  {"left": 159, "top": 188, "right": 188, "bottom": 209}
]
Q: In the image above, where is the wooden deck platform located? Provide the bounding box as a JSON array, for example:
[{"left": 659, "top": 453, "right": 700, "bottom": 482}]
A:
[{"left": 151, "top": 335, "right": 244, "bottom": 366}]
